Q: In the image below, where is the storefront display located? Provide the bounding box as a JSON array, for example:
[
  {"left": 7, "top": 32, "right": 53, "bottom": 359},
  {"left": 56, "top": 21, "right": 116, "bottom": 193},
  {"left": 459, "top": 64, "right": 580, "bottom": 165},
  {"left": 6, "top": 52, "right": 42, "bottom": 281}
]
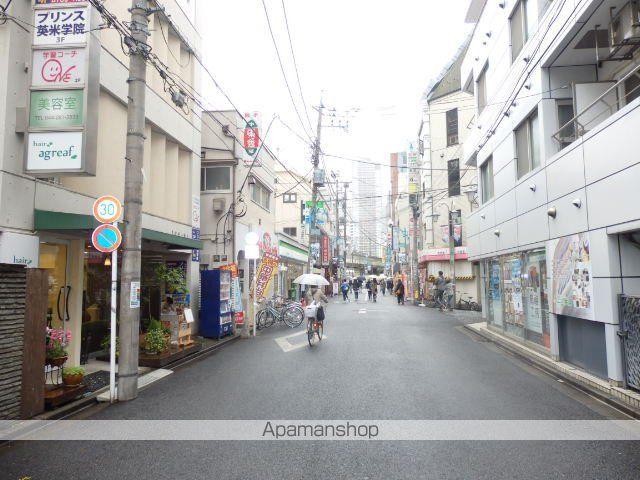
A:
[{"left": 483, "top": 248, "right": 549, "bottom": 349}]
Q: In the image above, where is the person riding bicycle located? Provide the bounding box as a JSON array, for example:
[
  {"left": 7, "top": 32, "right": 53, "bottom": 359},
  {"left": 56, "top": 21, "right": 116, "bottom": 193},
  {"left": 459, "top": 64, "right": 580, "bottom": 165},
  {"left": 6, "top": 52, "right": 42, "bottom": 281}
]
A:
[{"left": 435, "top": 271, "right": 446, "bottom": 311}]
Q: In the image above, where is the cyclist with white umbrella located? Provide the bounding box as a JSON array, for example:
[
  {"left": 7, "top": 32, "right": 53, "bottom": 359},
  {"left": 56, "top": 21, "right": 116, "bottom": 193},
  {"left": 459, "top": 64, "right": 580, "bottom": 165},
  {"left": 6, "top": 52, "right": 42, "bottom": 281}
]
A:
[{"left": 294, "top": 273, "right": 329, "bottom": 346}]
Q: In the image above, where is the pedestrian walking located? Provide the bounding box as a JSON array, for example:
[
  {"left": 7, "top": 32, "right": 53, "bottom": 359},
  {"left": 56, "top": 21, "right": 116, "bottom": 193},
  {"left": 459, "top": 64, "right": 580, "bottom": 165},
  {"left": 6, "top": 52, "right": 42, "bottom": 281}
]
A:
[
  {"left": 394, "top": 279, "right": 405, "bottom": 305},
  {"left": 354, "top": 282, "right": 359, "bottom": 301},
  {"left": 387, "top": 278, "right": 393, "bottom": 292},
  {"left": 366, "top": 280, "right": 373, "bottom": 301},
  {"left": 341, "top": 279, "right": 350, "bottom": 302},
  {"left": 372, "top": 278, "right": 378, "bottom": 302},
  {"left": 435, "top": 271, "right": 447, "bottom": 311}
]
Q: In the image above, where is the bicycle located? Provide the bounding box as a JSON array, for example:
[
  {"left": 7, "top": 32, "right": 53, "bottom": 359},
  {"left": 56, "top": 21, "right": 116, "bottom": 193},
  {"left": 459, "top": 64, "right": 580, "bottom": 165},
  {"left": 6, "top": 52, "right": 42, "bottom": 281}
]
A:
[
  {"left": 256, "top": 296, "right": 304, "bottom": 330},
  {"left": 456, "top": 293, "right": 482, "bottom": 312},
  {"left": 306, "top": 315, "right": 323, "bottom": 346}
]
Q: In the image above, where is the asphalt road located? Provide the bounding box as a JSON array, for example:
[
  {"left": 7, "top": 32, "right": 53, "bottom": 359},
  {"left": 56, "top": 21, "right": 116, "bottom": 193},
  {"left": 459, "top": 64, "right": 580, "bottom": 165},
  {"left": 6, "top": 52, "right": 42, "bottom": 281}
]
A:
[{"left": 2, "top": 294, "right": 640, "bottom": 479}]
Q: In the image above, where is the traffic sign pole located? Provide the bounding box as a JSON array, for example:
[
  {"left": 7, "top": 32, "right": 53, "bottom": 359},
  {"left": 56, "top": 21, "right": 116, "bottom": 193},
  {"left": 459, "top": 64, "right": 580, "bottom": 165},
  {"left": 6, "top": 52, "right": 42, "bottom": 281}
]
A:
[{"left": 109, "top": 231, "right": 118, "bottom": 404}]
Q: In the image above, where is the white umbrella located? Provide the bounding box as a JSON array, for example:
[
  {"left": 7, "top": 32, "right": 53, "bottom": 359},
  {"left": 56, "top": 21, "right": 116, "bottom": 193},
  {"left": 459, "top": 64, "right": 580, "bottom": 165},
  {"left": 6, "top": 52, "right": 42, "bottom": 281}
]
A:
[{"left": 293, "top": 273, "right": 330, "bottom": 286}]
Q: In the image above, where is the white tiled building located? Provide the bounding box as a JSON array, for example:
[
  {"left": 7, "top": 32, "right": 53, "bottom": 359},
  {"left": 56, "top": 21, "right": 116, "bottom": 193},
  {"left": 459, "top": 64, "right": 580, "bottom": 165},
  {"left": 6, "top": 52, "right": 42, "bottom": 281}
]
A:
[{"left": 463, "top": 0, "right": 640, "bottom": 388}]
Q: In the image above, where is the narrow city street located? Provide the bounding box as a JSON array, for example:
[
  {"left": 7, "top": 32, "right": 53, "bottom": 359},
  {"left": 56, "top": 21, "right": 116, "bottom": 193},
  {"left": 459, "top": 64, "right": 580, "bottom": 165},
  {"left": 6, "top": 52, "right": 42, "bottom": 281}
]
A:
[{"left": 2, "top": 295, "right": 639, "bottom": 480}]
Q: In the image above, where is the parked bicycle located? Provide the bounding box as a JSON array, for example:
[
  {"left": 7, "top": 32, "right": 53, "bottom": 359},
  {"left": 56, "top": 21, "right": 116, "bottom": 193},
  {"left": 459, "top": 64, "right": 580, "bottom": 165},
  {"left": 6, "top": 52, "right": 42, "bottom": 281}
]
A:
[
  {"left": 256, "top": 296, "right": 304, "bottom": 330},
  {"left": 456, "top": 293, "right": 482, "bottom": 312}
]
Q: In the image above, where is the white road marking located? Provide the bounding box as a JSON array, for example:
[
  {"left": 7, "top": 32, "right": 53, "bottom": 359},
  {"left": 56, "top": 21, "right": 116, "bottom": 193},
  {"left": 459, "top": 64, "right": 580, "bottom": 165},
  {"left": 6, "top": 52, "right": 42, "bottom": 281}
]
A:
[
  {"left": 358, "top": 309, "right": 367, "bottom": 314},
  {"left": 275, "top": 329, "right": 328, "bottom": 352}
]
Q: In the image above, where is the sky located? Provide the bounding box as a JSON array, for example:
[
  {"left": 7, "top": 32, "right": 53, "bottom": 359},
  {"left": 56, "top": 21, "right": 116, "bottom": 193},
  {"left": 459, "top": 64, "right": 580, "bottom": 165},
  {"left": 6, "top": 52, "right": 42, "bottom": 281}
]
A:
[{"left": 199, "top": 0, "right": 473, "bottom": 185}]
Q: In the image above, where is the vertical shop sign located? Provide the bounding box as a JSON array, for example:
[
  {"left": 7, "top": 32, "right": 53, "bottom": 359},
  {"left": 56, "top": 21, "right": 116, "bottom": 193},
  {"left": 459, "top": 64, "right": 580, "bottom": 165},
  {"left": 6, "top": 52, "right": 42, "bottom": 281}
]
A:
[
  {"left": 27, "top": 2, "right": 99, "bottom": 176},
  {"left": 241, "top": 111, "right": 261, "bottom": 167},
  {"left": 407, "top": 143, "right": 419, "bottom": 195},
  {"left": 321, "top": 235, "right": 330, "bottom": 266},
  {"left": 254, "top": 252, "right": 279, "bottom": 301},
  {"left": 191, "top": 227, "right": 200, "bottom": 262}
]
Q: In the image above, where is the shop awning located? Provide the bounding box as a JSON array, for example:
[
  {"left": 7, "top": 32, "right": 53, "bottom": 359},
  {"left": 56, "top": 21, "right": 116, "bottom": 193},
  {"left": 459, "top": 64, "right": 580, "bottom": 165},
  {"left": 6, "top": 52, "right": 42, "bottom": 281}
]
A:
[{"left": 34, "top": 210, "right": 203, "bottom": 250}]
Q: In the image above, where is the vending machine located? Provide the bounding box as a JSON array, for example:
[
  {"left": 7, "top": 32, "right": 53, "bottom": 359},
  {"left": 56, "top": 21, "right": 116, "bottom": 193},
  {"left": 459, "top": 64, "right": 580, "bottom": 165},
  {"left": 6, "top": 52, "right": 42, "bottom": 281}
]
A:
[{"left": 200, "top": 269, "right": 234, "bottom": 339}]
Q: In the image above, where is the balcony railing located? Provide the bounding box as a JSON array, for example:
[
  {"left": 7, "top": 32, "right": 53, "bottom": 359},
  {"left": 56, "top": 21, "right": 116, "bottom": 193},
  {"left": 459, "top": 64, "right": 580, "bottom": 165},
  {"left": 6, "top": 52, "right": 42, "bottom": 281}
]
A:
[{"left": 552, "top": 66, "right": 640, "bottom": 145}]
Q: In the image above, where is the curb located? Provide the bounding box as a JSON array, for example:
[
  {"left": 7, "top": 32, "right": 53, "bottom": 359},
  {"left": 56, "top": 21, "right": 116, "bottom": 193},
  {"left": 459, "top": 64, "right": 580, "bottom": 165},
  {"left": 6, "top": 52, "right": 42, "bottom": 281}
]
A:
[{"left": 464, "top": 323, "right": 640, "bottom": 419}]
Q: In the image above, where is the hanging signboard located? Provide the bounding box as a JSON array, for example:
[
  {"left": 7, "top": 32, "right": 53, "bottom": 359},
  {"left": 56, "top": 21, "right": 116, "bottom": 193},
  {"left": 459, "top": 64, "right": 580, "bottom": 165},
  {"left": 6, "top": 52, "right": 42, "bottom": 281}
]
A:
[
  {"left": 33, "top": 6, "right": 89, "bottom": 46},
  {"left": 32, "top": 48, "right": 85, "bottom": 87},
  {"left": 29, "top": 89, "right": 84, "bottom": 129},
  {"left": 241, "top": 111, "right": 261, "bottom": 167},
  {"left": 26, "top": 131, "right": 83, "bottom": 171},
  {"left": 321, "top": 235, "right": 330, "bottom": 266}
]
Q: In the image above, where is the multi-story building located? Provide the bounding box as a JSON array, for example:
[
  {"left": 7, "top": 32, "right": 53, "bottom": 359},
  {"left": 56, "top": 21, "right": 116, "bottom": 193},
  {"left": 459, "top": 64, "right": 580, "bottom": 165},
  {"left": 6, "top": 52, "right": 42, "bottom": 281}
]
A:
[
  {"left": 0, "top": 0, "right": 202, "bottom": 379},
  {"left": 419, "top": 39, "right": 480, "bottom": 302},
  {"left": 463, "top": 0, "right": 640, "bottom": 387},
  {"left": 200, "top": 110, "right": 277, "bottom": 311},
  {"left": 354, "top": 162, "right": 381, "bottom": 258},
  {"left": 274, "top": 168, "right": 311, "bottom": 299}
]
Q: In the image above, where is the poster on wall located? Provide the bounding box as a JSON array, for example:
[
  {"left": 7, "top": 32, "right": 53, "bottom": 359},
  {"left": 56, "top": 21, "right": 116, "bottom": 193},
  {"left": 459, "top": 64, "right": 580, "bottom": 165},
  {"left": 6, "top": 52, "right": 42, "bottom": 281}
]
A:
[
  {"left": 524, "top": 251, "right": 544, "bottom": 334},
  {"left": 548, "top": 232, "right": 594, "bottom": 320}
]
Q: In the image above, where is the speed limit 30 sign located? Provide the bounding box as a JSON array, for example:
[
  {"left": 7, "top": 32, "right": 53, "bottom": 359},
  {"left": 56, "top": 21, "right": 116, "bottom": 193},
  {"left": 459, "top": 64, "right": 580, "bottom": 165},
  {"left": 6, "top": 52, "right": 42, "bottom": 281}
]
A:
[{"left": 93, "top": 195, "right": 122, "bottom": 224}]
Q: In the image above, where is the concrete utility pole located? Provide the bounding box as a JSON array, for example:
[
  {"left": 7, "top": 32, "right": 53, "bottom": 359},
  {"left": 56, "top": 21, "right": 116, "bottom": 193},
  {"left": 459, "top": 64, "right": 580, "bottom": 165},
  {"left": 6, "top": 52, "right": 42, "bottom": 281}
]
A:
[
  {"left": 412, "top": 205, "right": 420, "bottom": 305},
  {"left": 306, "top": 101, "right": 323, "bottom": 273},
  {"left": 342, "top": 183, "right": 348, "bottom": 274},
  {"left": 118, "top": 0, "right": 150, "bottom": 401}
]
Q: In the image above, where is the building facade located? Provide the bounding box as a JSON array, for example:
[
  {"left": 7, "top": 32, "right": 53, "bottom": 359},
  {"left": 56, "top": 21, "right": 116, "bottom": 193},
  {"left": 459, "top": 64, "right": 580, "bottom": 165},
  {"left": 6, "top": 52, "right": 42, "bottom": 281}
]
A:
[
  {"left": 419, "top": 40, "right": 480, "bottom": 302},
  {"left": 0, "top": 0, "right": 202, "bottom": 369},
  {"left": 463, "top": 0, "right": 640, "bottom": 387}
]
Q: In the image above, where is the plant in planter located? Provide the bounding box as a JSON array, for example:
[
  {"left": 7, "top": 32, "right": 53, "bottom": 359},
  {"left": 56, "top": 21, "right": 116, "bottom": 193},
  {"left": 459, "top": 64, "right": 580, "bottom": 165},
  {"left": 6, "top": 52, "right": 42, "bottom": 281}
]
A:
[
  {"left": 46, "top": 327, "right": 71, "bottom": 366},
  {"left": 100, "top": 334, "right": 120, "bottom": 356},
  {"left": 155, "top": 264, "right": 189, "bottom": 295},
  {"left": 62, "top": 366, "right": 85, "bottom": 387},
  {"left": 144, "top": 328, "right": 168, "bottom": 355}
]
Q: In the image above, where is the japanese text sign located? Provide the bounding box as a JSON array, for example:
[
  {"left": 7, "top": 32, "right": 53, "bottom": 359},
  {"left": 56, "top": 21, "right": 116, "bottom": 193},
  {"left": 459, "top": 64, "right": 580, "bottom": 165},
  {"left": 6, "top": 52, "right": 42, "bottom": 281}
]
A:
[
  {"left": 254, "top": 252, "right": 279, "bottom": 301},
  {"left": 34, "top": 7, "right": 90, "bottom": 46},
  {"left": 30, "top": 89, "right": 84, "bottom": 128},
  {"left": 32, "top": 48, "right": 85, "bottom": 87}
]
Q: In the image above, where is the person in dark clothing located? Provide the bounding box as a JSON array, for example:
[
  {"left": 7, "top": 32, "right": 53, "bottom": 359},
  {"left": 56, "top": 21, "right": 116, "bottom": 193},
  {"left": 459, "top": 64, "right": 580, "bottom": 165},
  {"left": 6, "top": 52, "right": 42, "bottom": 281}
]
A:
[
  {"left": 341, "top": 279, "right": 350, "bottom": 302},
  {"left": 366, "top": 280, "right": 373, "bottom": 301},
  {"left": 372, "top": 279, "right": 378, "bottom": 302},
  {"left": 394, "top": 279, "right": 405, "bottom": 305},
  {"left": 387, "top": 278, "right": 393, "bottom": 291}
]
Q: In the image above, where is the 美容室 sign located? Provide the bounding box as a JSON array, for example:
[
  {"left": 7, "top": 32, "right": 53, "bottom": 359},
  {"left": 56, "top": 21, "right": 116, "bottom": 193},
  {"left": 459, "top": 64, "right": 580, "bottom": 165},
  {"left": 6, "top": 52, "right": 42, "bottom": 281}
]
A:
[
  {"left": 27, "top": 131, "right": 82, "bottom": 171},
  {"left": 33, "top": 6, "right": 89, "bottom": 46},
  {"left": 32, "top": 48, "right": 85, "bottom": 87},
  {"left": 30, "top": 89, "right": 84, "bottom": 129},
  {"left": 241, "top": 111, "right": 261, "bottom": 167}
]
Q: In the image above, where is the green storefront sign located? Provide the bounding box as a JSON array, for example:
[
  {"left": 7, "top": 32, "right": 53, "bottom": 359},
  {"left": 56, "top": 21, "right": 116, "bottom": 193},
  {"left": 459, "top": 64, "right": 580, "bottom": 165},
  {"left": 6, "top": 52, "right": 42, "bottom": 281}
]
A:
[{"left": 29, "top": 89, "right": 84, "bottom": 129}]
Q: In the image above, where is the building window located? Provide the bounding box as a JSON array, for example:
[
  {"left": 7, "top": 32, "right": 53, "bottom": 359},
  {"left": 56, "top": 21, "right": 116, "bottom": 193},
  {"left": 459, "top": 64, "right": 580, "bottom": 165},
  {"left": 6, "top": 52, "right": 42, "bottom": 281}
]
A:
[
  {"left": 480, "top": 156, "right": 494, "bottom": 203},
  {"left": 624, "top": 67, "right": 640, "bottom": 105},
  {"left": 556, "top": 99, "right": 576, "bottom": 149},
  {"left": 283, "top": 227, "right": 297, "bottom": 237},
  {"left": 515, "top": 109, "right": 540, "bottom": 179},
  {"left": 477, "top": 65, "right": 488, "bottom": 113},
  {"left": 448, "top": 159, "right": 460, "bottom": 197},
  {"left": 283, "top": 193, "right": 297, "bottom": 203},
  {"left": 200, "top": 164, "right": 231, "bottom": 192},
  {"left": 446, "top": 108, "right": 459, "bottom": 146},
  {"left": 510, "top": 0, "right": 528, "bottom": 62},
  {"left": 251, "top": 180, "right": 271, "bottom": 211}
]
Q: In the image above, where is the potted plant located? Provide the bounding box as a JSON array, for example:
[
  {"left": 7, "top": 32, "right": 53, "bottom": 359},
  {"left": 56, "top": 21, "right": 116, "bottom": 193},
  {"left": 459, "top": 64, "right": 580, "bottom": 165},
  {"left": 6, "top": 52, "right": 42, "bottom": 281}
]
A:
[
  {"left": 62, "top": 366, "right": 85, "bottom": 387},
  {"left": 101, "top": 334, "right": 120, "bottom": 357},
  {"left": 144, "top": 328, "right": 167, "bottom": 355},
  {"left": 46, "top": 327, "right": 71, "bottom": 366}
]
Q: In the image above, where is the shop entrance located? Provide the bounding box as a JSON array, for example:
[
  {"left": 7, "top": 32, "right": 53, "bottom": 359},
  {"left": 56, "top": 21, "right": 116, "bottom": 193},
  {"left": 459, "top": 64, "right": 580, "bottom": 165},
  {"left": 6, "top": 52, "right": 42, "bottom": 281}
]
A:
[{"left": 39, "top": 242, "right": 71, "bottom": 330}]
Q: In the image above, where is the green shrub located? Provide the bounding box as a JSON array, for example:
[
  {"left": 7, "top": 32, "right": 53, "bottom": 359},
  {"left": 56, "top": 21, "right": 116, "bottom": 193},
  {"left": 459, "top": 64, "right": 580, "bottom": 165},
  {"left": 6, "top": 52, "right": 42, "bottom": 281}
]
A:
[
  {"left": 144, "top": 328, "right": 167, "bottom": 353},
  {"left": 62, "top": 366, "right": 85, "bottom": 376}
]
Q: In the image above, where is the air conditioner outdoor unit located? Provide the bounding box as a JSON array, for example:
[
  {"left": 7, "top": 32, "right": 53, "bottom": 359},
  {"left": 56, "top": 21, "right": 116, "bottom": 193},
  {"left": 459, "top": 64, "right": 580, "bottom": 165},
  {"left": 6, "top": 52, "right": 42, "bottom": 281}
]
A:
[
  {"left": 212, "top": 198, "right": 225, "bottom": 213},
  {"left": 609, "top": 1, "right": 640, "bottom": 54}
]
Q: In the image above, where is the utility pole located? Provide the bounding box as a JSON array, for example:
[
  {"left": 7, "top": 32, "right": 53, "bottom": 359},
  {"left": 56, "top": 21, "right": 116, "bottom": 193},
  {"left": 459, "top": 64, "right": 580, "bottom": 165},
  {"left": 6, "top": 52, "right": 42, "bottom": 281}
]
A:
[
  {"left": 307, "top": 100, "right": 323, "bottom": 273},
  {"left": 411, "top": 204, "right": 420, "bottom": 305},
  {"left": 118, "top": 0, "right": 150, "bottom": 401},
  {"left": 342, "top": 183, "right": 348, "bottom": 275}
]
